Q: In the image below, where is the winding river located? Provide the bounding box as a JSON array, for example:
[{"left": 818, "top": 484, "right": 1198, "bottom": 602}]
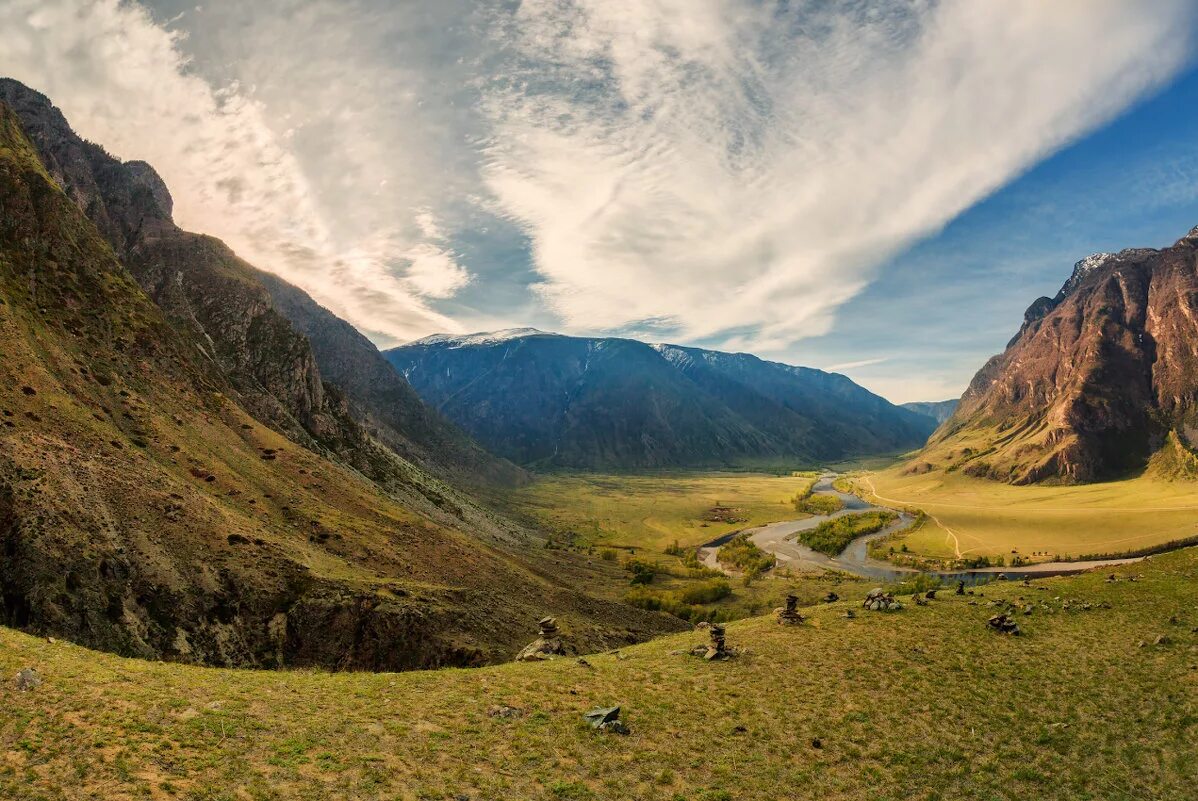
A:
[{"left": 699, "top": 474, "right": 1146, "bottom": 584}]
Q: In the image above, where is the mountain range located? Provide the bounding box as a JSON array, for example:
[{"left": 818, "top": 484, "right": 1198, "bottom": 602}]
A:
[
  {"left": 916, "top": 238, "right": 1198, "bottom": 483},
  {"left": 386, "top": 330, "right": 936, "bottom": 469},
  {"left": 900, "top": 399, "right": 959, "bottom": 427}
]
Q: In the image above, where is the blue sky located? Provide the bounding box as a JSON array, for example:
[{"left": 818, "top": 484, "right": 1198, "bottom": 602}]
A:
[
  {"left": 796, "top": 63, "right": 1198, "bottom": 401},
  {"left": 3, "top": 1, "right": 1198, "bottom": 403}
]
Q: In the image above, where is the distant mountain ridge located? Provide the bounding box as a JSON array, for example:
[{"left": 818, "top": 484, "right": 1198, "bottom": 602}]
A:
[
  {"left": 386, "top": 331, "right": 935, "bottom": 469},
  {"left": 916, "top": 233, "right": 1198, "bottom": 484},
  {"left": 901, "top": 400, "right": 959, "bottom": 426}
]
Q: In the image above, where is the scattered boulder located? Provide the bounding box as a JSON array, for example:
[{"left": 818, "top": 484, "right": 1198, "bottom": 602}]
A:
[
  {"left": 822, "top": 591, "right": 840, "bottom": 603},
  {"left": 776, "top": 594, "right": 804, "bottom": 625},
  {"left": 987, "top": 613, "right": 1021, "bottom": 636},
  {"left": 1154, "top": 634, "right": 1171, "bottom": 646},
  {"left": 863, "top": 588, "right": 903, "bottom": 612},
  {"left": 912, "top": 593, "right": 928, "bottom": 607},
  {"left": 487, "top": 705, "right": 524, "bottom": 719},
  {"left": 925, "top": 589, "right": 937, "bottom": 600},
  {"left": 584, "top": 706, "right": 630, "bottom": 735},
  {"left": 842, "top": 610, "right": 856, "bottom": 619},
  {"left": 515, "top": 616, "right": 567, "bottom": 662},
  {"left": 14, "top": 668, "right": 41, "bottom": 692}
]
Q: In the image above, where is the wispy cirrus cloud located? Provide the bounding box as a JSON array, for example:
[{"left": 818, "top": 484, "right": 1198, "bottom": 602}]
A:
[
  {"left": 480, "top": 0, "right": 1198, "bottom": 350},
  {"left": 1, "top": 0, "right": 1195, "bottom": 357}
]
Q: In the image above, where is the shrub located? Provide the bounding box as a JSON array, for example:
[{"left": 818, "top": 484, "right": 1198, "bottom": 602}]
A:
[
  {"left": 798, "top": 511, "right": 898, "bottom": 556},
  {"left": 718, "top": 533, "right": 776, "bottom": 576},
  {"left": 599, "top": 548, "right": 618, "bottom": 562},
  {"left": 625, "top": 558, "right": 657, "bottom": 585}
]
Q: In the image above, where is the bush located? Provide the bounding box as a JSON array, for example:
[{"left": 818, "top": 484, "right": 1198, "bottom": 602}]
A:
[
  {"left": 625, "top": 558, "right": 657, "bottom": 585},
  {"left": 717, "top": 533, "right": 776, "bottom": 576},
  {"left": 623, "top": 583, "right": 731, "bottom": 623},
  {"left": 798, "top": 511, "right": 898, "bottom": 556},
  {"left": 663, "top": 539, "right": 685, "bottom": 557},
  {"left": 599, "top": 548, "right": 618, "bottom": 562},
  {"left": 677, "top": 579, "right": 731, "bottom": 605}
]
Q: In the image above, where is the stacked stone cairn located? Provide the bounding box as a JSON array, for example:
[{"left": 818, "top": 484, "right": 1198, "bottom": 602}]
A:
[
  {"left": 515, "top": 616, "right": 568, "bottom": 661},
  {"left": 863, "top": 587, "right": 904, "bottom": 612},
  {"left": 776, "top": 594, "right": 804, "bottom": 625},
  {"left": 691, "top": 623, "right": 733, "bottom": 660}
]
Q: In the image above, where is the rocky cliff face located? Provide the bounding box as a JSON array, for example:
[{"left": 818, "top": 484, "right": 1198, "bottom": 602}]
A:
[
  {"left": 922, "top": 235, "right": 1198, "bottom": 484},
  {"left": 0, "top": 78, "right": 519, "bottom": 490},
  {"left": 386, "top": 331, "right": 934, "bottom": 469},
  {"left": 0, "top": 99, "right": 684, "bottom": 669}
]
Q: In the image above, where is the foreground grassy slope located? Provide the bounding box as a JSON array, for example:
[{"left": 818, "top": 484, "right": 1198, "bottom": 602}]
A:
[
  {"left": 862, "top": 465, "right": 1198, "bottom": 561},
  {"left": 3, "top": 549, "right": 1197, "bottom": 800}
]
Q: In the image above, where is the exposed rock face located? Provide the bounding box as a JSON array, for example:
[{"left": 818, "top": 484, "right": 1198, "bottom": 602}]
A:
[
  {"left": 922, "top": 235, "right": 1198, "bottom": 484},
  {"left": 386, "top": 332, "right": 935, "bottom": 469},
  {"left": 0, "top": 78, "right": 519, "bottom": 491}
]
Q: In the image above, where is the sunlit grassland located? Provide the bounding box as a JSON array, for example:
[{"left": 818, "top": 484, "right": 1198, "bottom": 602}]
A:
[
  {"left": 3, "top": 550, "right": 1197, "bottom": 800},
  {"left": 862, "top": 465, "right": 1198, "bottom": 561},
  {"left": 506, "top": 471, "right": 817, "bottom": 552}
]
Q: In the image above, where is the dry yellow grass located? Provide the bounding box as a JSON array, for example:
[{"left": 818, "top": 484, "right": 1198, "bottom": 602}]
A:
[{"left": 861, "top": 466, "right": 1198, "bottom": 561}]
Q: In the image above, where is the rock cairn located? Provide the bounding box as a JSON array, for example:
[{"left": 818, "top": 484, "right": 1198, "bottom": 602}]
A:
[
  {"left": 955, "top": 580, "right": 966, "bottom": 595},
  {"left": 691, "top": 623, "right": 733, "bottom": 660},
  {"left": 776, "top": 594, "right": 804, "bottom": 625},
  {"left": 863, "top": 588, "right": 904, "bottom": 612},
  {"left": 987, "top": 613, "right": 1021, "bottom": 635},
  {"left": 515, "top": 616, "right": 567, "bottom": 662}
]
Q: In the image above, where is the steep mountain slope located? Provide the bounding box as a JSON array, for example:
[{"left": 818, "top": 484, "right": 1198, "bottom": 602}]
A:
[
  {"left": 900, "top": 399, "right": 959, "bottom": 426},
  {"left": 0, "top": 78, "right": 521, "bottom": 490},
  {"left": 0, "top": 101, "right": 683, "bottom": 670},
  {"left": 918, "top": 235, "right": 1198, "bottom": 484},
  {"left": 386, "top": 330, "right": 934, "bottom": 469}
]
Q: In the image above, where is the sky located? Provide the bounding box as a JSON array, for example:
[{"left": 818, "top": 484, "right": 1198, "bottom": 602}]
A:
[{"left": 2, "top": 1, "right": 1198, "bottom": 403}]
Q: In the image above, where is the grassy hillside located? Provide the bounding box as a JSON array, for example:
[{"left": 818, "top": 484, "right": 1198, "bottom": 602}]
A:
[
  {"left": 3, "top": 548, "right": 1196, "bottom": 800},
  {"left": 861, "top": 465, "right": 1198, "bottom": 561},
  {"left": 0, "top": 99, "right": 683, "bottom": 669}
]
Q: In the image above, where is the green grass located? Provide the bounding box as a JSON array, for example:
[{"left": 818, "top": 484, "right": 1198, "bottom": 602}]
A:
[
  {"left": 798, "top": 511, "right": 898, "bottom": 556},
  {"left": 505, "top": 471, "right": 814, "bottom": 553},
  {"left": 863, "top": 465, "right": 1198, "bottom": 562},
  {"left": 3, "top": 547, "right": 1197, "bottom": 799},
  {"left": 794, "top": 492, "right": 843, "bottom": 515}
]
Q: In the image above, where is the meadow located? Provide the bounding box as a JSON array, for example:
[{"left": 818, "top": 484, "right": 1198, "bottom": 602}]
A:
[
  {"left": 503, "top": 471, "right": 856, "bottom": 622},
  {"left": 505, "top": 471, "right": 817, "bottom": 553},
  {"left": 3, "top": 548, "right": 1196, "bottom": 800},
  {"left": 860, "top": 466, "right": 1198, "bottom": 562}
]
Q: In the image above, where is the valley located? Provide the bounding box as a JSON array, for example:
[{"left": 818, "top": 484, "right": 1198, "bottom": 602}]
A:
[{"left": 4, "top": 10, "right": 1198, "bottom": 798}]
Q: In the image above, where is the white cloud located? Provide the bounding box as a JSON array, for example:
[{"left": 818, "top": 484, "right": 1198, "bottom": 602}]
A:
[
  {"left": 826, "top": 357, "right": 888, "bottom": 373},
  {"left": 0, "top": 0, "right": 468, "bottom": 344},
  {"left": 481, "top": 0, "right": 1197, "bottom": 350},
  {"left": 1, "top": 0, "right": 1194, "bottom": 359}
]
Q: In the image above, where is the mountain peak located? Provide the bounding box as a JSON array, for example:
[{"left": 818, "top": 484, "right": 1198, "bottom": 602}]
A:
[{"left": 408, "top": 328, "right": 552, "bottom": 347}]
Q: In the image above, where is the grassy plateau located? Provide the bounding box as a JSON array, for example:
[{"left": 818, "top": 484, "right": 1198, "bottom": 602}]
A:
[{"left": 858, "top": 466, "right": 1198, "bottom": 562}]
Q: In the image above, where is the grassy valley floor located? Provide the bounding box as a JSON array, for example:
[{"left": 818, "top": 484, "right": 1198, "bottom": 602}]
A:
[
  {"left": 859, "top": 467, "right": 1198, "bottom": 562},
  {"left": 502, "top": 471, "right": 861, "bottom": 621},
  {"left": 3, "top": 548, "right": 1198, "bottom": 800}
]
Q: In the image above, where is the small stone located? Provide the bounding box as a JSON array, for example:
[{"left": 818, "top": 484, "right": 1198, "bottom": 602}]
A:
[
  {"left": 584, "top": 706, "right": 622, "bottom": 728},
  {"left": 598, "top": 720, "right": 630, "bottom": 735},
  {"left": 811, "top": 738, "right": 822, "bottom": 749},
  {"left": 487, "top": 705, "right": 524, "bottom": 719},
  {"left": 14, "top": 668, "right": 40, "bottom": 692},
  {"left": 822, "top": 592, "right": 839, "bottom": 603},
  {"left": 1154, "top": 634, "right": 1171, "bottom": 646},
  {"left": 576, "top": 657, "right": 593, "bottom": 668}
]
